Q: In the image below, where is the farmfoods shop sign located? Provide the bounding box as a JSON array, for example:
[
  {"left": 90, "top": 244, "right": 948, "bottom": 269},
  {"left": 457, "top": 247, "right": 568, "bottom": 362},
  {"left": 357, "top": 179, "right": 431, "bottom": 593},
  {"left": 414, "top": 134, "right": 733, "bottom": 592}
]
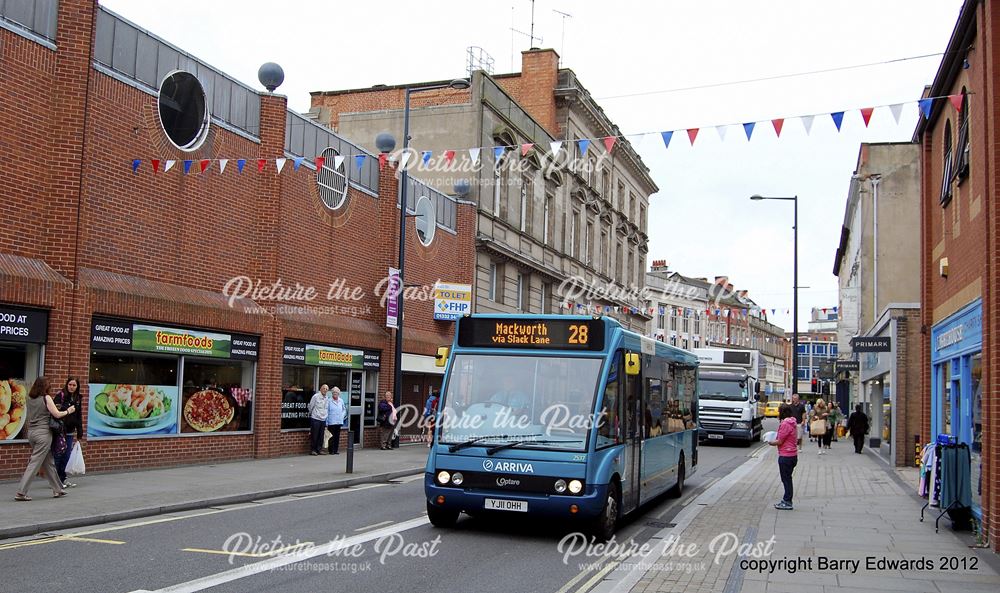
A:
[
  {"left": 91, "top": 318, "right": 259, "bottom": 360},
  {"left": 282, "top": 341, "right": 377, "bottom": 369}
]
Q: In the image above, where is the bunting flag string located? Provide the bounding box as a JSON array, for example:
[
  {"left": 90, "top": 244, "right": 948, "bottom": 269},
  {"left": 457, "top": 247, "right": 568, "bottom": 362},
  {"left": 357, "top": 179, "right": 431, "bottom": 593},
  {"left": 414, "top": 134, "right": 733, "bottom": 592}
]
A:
[{"left": 128, "top": 92, "right": 969, "bottom": 174}]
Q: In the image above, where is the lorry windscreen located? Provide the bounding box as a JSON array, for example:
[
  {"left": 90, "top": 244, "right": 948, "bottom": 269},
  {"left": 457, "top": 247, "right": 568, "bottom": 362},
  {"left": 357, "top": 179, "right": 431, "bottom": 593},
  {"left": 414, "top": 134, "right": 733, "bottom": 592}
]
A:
[{"left": 698, "top": 378, "right": 748, "bottom": 401}]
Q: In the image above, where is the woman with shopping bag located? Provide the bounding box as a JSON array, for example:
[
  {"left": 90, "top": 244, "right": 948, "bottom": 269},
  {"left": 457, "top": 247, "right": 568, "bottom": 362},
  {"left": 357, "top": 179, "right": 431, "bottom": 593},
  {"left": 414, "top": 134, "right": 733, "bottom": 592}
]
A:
[
  {"left": 15, "top": 377, "right": 75, "bottom": 501},
  {"left": 809, "top": 399, "right": 829, "bottom": 455},
  {"left": 53, "top": 377, "right": 83, "bottom": 488}
]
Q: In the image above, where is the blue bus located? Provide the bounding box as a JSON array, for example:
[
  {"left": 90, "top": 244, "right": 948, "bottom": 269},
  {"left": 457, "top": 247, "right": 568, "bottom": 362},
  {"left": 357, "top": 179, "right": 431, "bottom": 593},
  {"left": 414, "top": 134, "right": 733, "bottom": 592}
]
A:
[{"left": 424, "top": 314, "right": 699, "bottom": 540}]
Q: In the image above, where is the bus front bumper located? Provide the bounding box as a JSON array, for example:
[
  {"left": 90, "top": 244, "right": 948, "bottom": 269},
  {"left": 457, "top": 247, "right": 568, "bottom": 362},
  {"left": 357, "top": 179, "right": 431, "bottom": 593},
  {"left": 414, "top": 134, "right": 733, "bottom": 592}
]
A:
[{"left": 425, "top": 474, "right": 607, "bottom": 519}]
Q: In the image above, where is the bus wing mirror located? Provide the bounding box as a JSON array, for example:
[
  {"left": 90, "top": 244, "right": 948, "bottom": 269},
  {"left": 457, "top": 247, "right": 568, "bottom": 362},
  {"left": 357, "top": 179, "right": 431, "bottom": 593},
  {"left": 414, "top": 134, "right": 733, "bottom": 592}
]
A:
[
  {"left": 435, "top": 346, "right": 449, "bottom": 367},
  {"left": 755, "top": 382, "right": 762, "bottom": 395},
  {"left": 625, "top": 352, "right": 640, "bottom": 376}
]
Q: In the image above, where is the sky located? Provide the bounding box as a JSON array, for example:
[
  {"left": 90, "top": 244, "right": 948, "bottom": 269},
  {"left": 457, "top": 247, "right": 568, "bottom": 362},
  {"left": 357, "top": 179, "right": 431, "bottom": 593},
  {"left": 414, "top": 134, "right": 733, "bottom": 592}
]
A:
[{"left": 101, "top": 0, "right": 964, "bottom": 333}]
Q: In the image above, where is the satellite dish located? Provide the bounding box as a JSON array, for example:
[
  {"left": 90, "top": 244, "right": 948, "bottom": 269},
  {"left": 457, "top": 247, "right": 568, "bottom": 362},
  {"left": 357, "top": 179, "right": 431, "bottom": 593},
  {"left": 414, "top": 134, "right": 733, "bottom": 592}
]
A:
[{"left": 414, "top": 196, "right": 437, "bottom": 246}]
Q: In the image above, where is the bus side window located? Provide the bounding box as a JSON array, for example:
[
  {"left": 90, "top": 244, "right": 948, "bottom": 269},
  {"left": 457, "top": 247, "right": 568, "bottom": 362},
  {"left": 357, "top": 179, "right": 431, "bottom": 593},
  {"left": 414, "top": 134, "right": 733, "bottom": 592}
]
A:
[{"left": 597, "top": 352, "right": 621, "bottom": 447}]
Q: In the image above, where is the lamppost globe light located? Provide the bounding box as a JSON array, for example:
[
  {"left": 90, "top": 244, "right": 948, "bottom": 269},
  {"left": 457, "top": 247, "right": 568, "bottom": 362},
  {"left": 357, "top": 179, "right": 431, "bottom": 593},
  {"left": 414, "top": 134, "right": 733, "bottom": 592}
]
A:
[
  {"left": 257, "top": 62, "right": 284, "bottom": 92},
  {"left": 454, "top": 179, "right": 471, "bottom": 197},
  {"left": 375, "top": 133, "right": 396, "bottom": 153}
]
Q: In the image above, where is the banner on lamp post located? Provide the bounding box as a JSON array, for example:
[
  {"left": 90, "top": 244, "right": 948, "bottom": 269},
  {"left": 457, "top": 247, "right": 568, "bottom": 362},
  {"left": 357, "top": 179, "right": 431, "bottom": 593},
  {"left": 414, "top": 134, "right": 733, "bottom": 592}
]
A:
[{"left": 386, "top": 267, "right": 400, "bottom": 329}]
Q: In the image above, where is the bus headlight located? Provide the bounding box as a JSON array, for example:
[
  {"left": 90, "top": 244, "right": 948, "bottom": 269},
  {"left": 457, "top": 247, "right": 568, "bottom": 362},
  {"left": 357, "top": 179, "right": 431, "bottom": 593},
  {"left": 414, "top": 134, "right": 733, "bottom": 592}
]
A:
[
  {"left": 568, "top": 480, "right": 583, "bottom": 494},
  {"left": 451, "top": 472, "right": 464, "bottom": 486},
  {"left": 554, "top": 479, "right": 567, "bottom": 493},
  {"left": 436, "top": 471, "right": 451, "bottom": 485}
]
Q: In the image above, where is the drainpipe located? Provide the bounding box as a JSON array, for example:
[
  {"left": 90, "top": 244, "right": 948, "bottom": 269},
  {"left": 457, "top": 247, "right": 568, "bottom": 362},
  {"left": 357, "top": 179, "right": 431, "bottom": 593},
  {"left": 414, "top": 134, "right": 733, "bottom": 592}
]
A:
[{"left": 871, "top": 175, "right": 881, "bottom": 318}]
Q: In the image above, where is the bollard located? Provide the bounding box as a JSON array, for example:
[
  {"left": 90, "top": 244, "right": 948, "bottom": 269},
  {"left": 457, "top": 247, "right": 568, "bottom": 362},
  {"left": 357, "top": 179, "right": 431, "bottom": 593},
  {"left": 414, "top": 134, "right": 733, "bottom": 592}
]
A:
[{"left": 346, "top": 429, "right": 354, "bottom": 474}]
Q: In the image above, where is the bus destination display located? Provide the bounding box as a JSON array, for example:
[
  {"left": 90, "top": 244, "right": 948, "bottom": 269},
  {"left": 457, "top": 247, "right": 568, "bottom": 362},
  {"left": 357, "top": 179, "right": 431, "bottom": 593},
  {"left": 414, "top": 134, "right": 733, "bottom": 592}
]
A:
[{"left": 457, "top": 318, "right": 604, "bottom": 350}]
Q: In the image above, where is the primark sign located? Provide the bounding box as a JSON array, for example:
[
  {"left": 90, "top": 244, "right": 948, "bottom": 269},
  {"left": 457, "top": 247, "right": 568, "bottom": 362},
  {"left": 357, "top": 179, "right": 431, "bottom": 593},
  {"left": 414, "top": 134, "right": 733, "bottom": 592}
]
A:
[{"left": 850, "top": 337, "right": 891, "bottom": 352}]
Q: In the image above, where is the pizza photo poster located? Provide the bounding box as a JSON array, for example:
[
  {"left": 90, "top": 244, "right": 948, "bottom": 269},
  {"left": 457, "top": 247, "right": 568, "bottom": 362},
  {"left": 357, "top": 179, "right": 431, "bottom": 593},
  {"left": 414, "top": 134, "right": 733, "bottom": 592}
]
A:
[{"left": 181, "top": 388, "right": 246, "bottom": 433}]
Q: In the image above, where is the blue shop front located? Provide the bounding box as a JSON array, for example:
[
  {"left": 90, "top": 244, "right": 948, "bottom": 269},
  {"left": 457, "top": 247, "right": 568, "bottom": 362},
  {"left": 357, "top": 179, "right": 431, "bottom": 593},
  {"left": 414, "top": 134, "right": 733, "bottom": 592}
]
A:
[{"left": 930, "top": 299, "right": 983, "bottom": 517}]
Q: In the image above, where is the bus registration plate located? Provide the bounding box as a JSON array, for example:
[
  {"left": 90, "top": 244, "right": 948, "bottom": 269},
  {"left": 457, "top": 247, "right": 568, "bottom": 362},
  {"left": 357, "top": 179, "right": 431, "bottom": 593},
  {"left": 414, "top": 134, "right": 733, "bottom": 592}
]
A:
[{"left": 485, "top": 498, "right": 527, "bottom": 512}]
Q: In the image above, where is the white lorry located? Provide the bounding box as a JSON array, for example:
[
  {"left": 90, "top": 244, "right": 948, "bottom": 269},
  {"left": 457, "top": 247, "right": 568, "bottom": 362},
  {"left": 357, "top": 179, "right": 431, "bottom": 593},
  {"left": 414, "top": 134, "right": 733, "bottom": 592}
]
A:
[{"left": 692, "top": 348, "right": 763, "bottom": 444}]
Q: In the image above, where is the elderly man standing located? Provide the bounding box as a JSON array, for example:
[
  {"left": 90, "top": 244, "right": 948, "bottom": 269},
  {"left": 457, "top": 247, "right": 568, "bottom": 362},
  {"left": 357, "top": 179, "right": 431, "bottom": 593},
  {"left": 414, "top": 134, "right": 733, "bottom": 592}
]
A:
[
  {"left": 308, "top": 384, "right": 330, "bottom": 455},
  {"left": 326, "top": 387, "right": 347, "bottom": 455},
  {"left": 788, "top": 393, "right": 807, "bottom": 452}
]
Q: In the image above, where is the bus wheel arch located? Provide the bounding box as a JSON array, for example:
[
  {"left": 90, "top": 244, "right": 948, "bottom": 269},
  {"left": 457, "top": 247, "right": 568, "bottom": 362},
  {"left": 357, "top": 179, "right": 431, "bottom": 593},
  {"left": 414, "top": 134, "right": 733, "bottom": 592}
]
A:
[{"left": 590, "top": 478, "right": 621, "bottom": 542}]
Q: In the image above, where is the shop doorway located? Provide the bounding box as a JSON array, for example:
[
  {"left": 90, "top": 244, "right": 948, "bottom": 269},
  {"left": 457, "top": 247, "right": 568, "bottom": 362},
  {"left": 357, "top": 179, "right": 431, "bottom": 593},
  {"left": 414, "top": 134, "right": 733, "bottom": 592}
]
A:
[{"left": 400, "top": 373, "right": 442, "bottom": 442}]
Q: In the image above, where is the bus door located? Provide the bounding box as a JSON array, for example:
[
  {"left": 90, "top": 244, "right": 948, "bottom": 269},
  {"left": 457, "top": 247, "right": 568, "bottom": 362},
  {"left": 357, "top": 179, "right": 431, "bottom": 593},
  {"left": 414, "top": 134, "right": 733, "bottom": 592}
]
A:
[{"left": 620, "top": 355, "right": 643, "bottom": 513}]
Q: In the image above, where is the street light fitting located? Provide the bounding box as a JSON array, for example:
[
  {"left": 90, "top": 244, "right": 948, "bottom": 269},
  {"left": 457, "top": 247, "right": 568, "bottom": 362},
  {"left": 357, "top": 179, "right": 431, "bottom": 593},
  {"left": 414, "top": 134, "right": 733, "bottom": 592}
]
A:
[
  {"left": 448, "top": 78, "right": 472, "bottom": 90},
  {"left": 454, "top": 179, "right": 471, "bottom": 197},
  {"left": 750, "top": 194, "right": 764, "bottom": 201},
  {"left": 375, "top": 132, "right": 396, "bottom": 153}
]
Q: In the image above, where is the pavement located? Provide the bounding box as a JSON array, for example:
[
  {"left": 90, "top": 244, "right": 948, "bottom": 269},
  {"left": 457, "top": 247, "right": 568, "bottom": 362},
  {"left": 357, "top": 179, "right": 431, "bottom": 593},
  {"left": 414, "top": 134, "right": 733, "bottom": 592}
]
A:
[
  {"left": 605, "top": 438, "right": 1000, "bottom": 593},
  {"left": 0, "top": 444, "right": 429, "bottom": 540}
]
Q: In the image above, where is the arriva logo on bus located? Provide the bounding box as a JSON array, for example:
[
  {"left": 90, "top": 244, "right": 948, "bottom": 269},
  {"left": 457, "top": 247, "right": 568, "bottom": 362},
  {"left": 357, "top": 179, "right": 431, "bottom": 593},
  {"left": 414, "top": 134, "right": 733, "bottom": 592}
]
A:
[{"left": 482, "top": 459, "right": 535, "bottom": 473}]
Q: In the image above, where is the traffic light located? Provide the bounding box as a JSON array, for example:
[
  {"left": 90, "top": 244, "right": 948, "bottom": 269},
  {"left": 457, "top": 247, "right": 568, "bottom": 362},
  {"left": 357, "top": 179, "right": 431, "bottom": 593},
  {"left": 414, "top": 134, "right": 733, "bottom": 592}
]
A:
[
  {"left": 822, "top": 381, "right": 830, "bottom": 396},
  {"left": 811, "top": 377, "right": 818, "bottom": 393}
]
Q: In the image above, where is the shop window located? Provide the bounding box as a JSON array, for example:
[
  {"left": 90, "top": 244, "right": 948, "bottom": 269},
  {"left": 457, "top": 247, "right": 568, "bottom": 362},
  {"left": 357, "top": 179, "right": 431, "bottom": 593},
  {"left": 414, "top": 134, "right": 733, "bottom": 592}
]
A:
[
  {"left": 0, "top": 343, "right": 41, "bottom": 442},
  {"left": 182, "top": 358, "right": 254, "bottom": 432},
  {"left": 317, "top": 147, "right": 348, "bottom": 210},
  {"left": 158, "top": 71, "right": 209, "bottom": 151},
  {"left": 940, "top": 362, "right": 952, "bottom": 434},
  {"left": 282, "top": 364, "right": 315, "bottom": 430}
]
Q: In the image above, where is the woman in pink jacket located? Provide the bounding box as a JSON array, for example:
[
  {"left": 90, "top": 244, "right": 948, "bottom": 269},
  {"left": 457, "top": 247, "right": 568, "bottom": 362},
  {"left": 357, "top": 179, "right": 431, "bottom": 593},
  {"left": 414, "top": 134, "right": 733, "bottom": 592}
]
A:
[{"left": 768, "top": 403, "right": 798, "bottom": 510}]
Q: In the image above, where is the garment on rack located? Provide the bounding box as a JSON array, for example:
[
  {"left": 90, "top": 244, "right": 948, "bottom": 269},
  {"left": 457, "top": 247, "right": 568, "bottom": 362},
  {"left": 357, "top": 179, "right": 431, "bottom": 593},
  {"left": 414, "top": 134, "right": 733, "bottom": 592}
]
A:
[
  {"left": 929, "top": 445, "right": 942, "bottom": 507},
  {"left": 919, "top": 443, "right": 935, "bottom": 497},
  {"left": 939, "top": 444, "right": 972, "bottom": 510}
]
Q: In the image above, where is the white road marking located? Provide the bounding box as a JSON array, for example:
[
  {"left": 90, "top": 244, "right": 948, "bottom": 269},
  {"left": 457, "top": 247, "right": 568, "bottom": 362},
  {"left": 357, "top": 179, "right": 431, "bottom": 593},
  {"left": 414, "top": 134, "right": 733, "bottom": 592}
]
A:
[
  {"left": 130, "top": 516, "right": 430, "bottom": 593},
  {"left": 354, "top": 520, "right": 394, "bottom": 532}
]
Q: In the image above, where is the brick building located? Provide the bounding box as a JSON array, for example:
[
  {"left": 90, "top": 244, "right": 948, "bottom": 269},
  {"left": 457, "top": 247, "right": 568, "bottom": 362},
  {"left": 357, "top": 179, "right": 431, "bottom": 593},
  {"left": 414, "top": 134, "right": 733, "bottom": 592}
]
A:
[
  {"left": 0, "top": 0, "right": 475, "bottom": 478},
  {"left": 309, "top": 48, "right": 655, "bottom": 334},
  {"left": 913, "top": 0, "right": 994, "bottom": 548}
]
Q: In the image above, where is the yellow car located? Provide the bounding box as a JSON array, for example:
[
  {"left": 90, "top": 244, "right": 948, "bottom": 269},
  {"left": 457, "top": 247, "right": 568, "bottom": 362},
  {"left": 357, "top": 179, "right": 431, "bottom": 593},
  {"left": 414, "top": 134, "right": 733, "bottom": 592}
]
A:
[{"left": 764, "top": 401, "right": 781, "bottom": 418}]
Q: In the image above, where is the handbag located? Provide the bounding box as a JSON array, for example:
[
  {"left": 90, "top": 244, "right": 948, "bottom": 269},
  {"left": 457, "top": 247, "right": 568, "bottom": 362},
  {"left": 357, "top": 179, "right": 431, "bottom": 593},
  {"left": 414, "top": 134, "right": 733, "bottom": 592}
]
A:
[
  {"left": 810, "top": 418, "right": 827, "bottom": 436},
  {"left": 49, "top": 416, "right": 63, "bottom": 433}
]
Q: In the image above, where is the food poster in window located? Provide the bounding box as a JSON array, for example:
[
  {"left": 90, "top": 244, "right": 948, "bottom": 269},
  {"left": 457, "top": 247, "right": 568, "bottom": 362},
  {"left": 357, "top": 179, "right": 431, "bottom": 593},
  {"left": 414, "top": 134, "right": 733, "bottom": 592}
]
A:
[
  {"left": 88, "top": 383, "right": 180, "bottom": 436},
  {"left": 0, "top": 377, "right": 28, "bottom": 441},
  {"left": 180, "top": 361, "right": 254, "bottom": 433}
]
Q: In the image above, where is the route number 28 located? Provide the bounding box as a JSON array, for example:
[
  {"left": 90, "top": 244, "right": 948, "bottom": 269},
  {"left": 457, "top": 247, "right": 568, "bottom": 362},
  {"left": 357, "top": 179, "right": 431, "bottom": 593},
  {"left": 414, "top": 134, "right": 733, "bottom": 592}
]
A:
[{"left": 568, "top": 324, "right": 589, "bottom": 345}]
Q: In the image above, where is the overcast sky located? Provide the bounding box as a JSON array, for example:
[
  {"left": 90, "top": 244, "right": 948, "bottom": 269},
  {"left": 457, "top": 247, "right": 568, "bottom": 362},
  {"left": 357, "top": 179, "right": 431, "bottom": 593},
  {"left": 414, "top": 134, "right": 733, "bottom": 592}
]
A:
[{"left": 102, "top": 0, "right": 963, "bottom": 333}]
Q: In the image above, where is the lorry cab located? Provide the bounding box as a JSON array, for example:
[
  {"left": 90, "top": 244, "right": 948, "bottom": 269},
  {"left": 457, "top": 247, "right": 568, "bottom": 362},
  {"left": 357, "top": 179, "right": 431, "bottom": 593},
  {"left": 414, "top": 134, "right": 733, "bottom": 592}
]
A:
[{"left": 691, "top": 348, "right": 763, "bottom": 444}]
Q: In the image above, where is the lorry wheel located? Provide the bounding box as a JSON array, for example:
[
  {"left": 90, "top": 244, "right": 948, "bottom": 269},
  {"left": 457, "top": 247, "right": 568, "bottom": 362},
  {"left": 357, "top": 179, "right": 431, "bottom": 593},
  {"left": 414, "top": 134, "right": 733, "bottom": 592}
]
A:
[
  {"left": 667, "top": 455, "right": 685, "bottom": 498},
  {"left": 590, "top": 482, "right": 620, "bottom": 542},
  {"left": 427, "top": 500, "right": 459, "bottom": 528}
]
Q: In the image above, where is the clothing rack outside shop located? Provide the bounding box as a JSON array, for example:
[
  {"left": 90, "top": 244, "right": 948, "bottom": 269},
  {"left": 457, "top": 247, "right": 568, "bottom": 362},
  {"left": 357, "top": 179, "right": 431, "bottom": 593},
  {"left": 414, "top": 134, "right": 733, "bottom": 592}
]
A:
[{"left": 919, "top": 434, "right": 973, "bottom": 533}]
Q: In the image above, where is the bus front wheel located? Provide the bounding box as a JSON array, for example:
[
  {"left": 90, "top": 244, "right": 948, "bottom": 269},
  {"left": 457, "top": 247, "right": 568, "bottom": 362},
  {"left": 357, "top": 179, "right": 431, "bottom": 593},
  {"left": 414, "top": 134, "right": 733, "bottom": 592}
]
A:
[
  {"left": 590, "top": 482, "right": 620, "bottom": 542},
  {"left": 427, "top": 501, "right": 459, "bottom": 528},
  {"left": 667, "top": 455, "right": 685, "bottom": 498}
]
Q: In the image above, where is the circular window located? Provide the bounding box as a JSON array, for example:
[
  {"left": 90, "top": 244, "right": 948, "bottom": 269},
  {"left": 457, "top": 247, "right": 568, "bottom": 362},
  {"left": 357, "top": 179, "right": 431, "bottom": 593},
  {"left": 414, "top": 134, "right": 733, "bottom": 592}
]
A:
[
  {"left": 317, "top": 147, "right": 348, "bottom": 210},
  {"left": 414, "top": 195, "right": 437, "bottom": 246},
  {"left": 158, "top": 71, "right": 210, "bottom": 151}
]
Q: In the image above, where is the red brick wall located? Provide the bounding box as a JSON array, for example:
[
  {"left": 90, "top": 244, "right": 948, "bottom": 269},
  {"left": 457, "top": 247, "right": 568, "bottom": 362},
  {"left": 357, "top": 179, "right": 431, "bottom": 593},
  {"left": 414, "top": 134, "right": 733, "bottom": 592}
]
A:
[
  {"left": 495, "top": 49, "right": 561, "bottom": 138},
  {"left": 0, "top": 1, "right": 476, "bottom": 477},
  {"left": 310, "top": 86, "right": 469, "bottom": 132}
]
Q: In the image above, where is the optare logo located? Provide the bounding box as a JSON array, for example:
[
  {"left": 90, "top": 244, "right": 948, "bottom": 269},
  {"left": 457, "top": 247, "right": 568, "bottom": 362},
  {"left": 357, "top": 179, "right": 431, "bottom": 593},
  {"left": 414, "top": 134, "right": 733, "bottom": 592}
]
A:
[
  {"left": 497, "top": 477, "right": 521, "bottom": 487},
  {"left": 482, "top": 459, "right": 534, "bottom": 473}
]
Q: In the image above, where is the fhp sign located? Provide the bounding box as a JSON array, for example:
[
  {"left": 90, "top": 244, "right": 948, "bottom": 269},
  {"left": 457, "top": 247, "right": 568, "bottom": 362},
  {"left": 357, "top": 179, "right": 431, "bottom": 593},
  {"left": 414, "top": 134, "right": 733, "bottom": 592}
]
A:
[{"left": 434, "top": 282, "right": 472, "bottom": 321}]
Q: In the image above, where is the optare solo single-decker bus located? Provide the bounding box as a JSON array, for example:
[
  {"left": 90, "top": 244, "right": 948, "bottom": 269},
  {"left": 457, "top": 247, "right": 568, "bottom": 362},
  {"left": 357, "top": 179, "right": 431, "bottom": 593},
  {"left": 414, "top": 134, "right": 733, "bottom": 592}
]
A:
[{"left": 424, "top": 314, "right": 698, "bottom": 540}]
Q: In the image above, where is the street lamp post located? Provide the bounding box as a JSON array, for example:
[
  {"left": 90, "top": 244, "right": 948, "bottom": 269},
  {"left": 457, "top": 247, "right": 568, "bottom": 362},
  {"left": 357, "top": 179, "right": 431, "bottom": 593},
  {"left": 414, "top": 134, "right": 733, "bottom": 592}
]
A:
[
  {"left": 750, "top": 194, "right": 798, "bottom": 395},
  {"left": 380, "top": 79, "right": 470, "bottom": 444}
]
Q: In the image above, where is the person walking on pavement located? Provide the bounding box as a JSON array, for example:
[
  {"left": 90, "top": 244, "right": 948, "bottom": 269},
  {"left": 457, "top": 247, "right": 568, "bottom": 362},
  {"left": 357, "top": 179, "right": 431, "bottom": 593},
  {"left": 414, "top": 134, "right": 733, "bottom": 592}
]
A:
[
  {"left": 423, "top": 390, "right": 439, "bottom": 447},
  {"left": 326, "top": 387, "right": 347, "bottom": 455},
  {"left": 824, "top": 402, "right": 841, "bottom": 449},
  {"left": 377, "top": 391, "right": 397, "bottom": 450},
  {"left": 53, "top": 377, "right": 83, "bottom": 488},
  {"left": 788, "top": 393, "right": 806, "bottom": 452},
  {"left": 768, "top": 403, "right": 798, "bottom": 510},
  {"left": 846, "top": 404, "right": 870, "bottom": 454},
  {"left": 810, "top": 399, "right": 830, "bottom": 454},
  {"left": 307, "top": 384, "right": 329, "bottom": 455},
  {"left": 15, "top": 377, "right": 75, "bottom": 501}
]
